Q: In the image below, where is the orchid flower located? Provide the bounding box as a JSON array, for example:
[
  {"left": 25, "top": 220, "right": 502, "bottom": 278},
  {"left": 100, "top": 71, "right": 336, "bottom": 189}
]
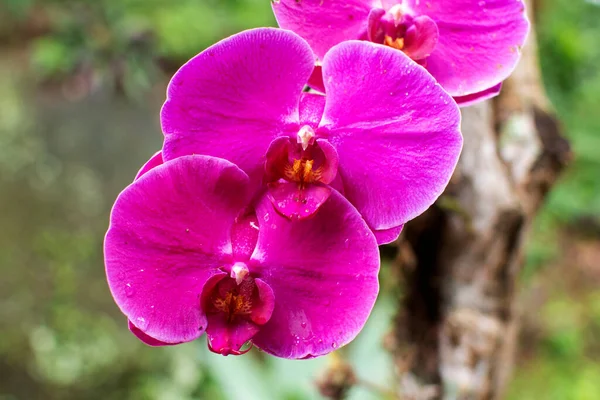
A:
[
  {"left": 105, "top": 155, "right": 380, "bottom": 358},
  {"left": 272, "top": 0, "right": 529, "bottom": 106},
  {"left": 160, "top": 28, "right": 462, "bottom": 244}
]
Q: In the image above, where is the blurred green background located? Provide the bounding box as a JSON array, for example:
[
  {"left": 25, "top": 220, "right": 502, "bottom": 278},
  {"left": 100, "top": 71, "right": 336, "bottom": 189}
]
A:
[{"left": 0, "top": 0, "right": 598, "bottom": 399}]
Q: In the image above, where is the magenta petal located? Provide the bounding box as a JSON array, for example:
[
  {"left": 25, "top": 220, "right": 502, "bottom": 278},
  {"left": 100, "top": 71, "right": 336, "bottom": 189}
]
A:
[
  {"left": 134, "top": 151, "right": 164, "bottom": 180},
  {"left": 206, "top": 315, "right": 259, "bottom": 356},
  {"left": 374, "top": 224, "right": 404, "bottom": 245},
  {"left": 250, "top": 279, "right": 276, "bottom": 326},
  {"left": 128, "top": 320, "right": 179, "bottom": 347},
  {"left": 251, "top": 191, "right": 380, "bottom": 359},
  {"left": 403, "top": 15, "right": 439, "bottom": 61},
  {"left": 307, "top": 65, "right": 326, "bottom": 93},
  {"left": 231, "top": 214, "right": 260, "bottom": 261},
  {"left": 299, "top": 92, "right": 326, "bottom": 128},
  {"left": 408, "top": 0, "right": 529, "bottom": 96},
  {"left": 381, "top": 0, "right": 399, "bottom": 10},
  {"left": 105, "top": 155, "right": 251, "bottom": 344},
  {"left": 453, "top": 83, "right": 502, "bottom": 107},
  {"left": 161, "top": 28, "right": 315, "bottom": 190},
  {"left": 321, "top": 41, "right": 462, "bottom": 230},
  {"left": 367, "top": 8, "right": 387, "bottom": 43},
  {"left": 272, "top": 0, "right": 373, "bottom": 61},
  {"left": 315, "top": 139, "right": 339, "bottom": 185},
  {"left": 267, "top": 180, "right": 332, "bottom": 220}
]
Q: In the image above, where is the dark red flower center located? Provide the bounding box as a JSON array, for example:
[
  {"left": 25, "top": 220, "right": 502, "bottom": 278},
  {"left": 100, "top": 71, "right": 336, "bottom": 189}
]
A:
[
  {"left": 200, "top": 264, "right": 274, "bottom": 356},
  {"left": 367, "top": 5, "right": 439, "bottom": 63},
  {"left": 263, "top": 127, "right": 339, "bottom": 220}
]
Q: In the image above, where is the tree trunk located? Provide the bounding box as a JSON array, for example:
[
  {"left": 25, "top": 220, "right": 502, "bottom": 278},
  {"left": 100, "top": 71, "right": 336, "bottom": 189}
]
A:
[{"left": 392, "top": 1, "right": 570, "bottom": 399}]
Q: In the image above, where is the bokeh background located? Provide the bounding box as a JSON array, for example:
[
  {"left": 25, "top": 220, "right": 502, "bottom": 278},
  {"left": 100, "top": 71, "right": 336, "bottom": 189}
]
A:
[{"left": 0, "top": 0, "right": 599, "bottom": 399}]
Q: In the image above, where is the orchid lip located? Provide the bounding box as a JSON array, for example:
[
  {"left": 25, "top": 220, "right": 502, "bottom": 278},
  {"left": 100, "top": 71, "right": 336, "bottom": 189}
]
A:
[
  {"left": 368, "top": 6, "right": 439, "bottom": 62},
  {"left": 207, "top": 339, "right": 253, "bottom": 356},
  {"left": 201, "top": 270, "right": 275, "bottom": 356},
  {"left": 264, "top": 136, "right": 339, "bottom": 220}
]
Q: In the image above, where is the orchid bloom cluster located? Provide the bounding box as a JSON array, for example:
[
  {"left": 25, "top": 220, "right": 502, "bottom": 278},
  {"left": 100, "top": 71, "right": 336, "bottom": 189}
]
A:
[{"left": 104, "top": 0, "right": 528, "bottom": 359}]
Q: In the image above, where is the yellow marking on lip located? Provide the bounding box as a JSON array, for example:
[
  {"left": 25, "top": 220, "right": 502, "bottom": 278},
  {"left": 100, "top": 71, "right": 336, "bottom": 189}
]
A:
[{"left": 384, "top": 35, "right": 405, "bottom": 51}]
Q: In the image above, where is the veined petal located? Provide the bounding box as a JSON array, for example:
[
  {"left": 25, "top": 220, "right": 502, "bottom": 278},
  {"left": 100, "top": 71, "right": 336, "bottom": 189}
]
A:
[
  {"left": 407, "top": 0, "right": 529, "bottom": 96},
  {"left": 134, "top": 151, "right": 163, "bottom": 180},
  {"left": 307, "top": 65, "right": 326, "bottom": 93},
  {"left": 128, "top": 320, "right": 179, "bottom": 347},
  {"left": 403, "top": 15, "right": 439, "bottom": 61},
  {"left": 454, "top": 83, "right": 502, "bottom": 107},
  {"left": 250, "top": 191, "right": 380, "bottom": 359},
  {"left": 272, "top": 0, "right": 375, "bottom": 61},
  {"left": 299, "top": 92, "right": 326, "bottom": 129},
  {"left": 320, "top": 41, "right": 462, "bottom": 230},
  {"left": 161, "top": 28, "right": 315, "bottom": 190},
  {"left": 374, "top": 224, "right": 404, "bottom": 245},
  {"left": 105, "top": 156, "right": 251, "bottom": 344}
]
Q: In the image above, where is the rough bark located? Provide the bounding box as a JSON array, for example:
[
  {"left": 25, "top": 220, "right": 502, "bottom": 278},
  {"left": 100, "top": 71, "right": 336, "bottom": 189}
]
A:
[{"left": 392, "top": 1, "right": 571, "bottom": 399}]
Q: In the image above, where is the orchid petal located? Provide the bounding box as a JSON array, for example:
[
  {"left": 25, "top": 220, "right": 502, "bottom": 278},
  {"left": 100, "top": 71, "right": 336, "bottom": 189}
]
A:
[
  {"left": 272, "top": 0, "right": 374, "bottom": 61},
  {"left": 299, "top": 92, "right": 326, "bottom": 129},
  {"left": 307, "top": 65, "right": 326, "bottom": 93},
  {"left": 250, "top": 190, "right": 380, "bottom": 359},
  {"left": 403, "top": 15, "right": 439, "bottom": 61},
  {"left": 374, "top": 224, "right": 404, "bottom": 245},
  {"left": 454, "top": 83, "right": 502, "bottom": 107},
  {"left": 231, "top": 214, "right": 260, "bottom": 261},
  {"left": 407, "top": 0, "right": 529, "bottom": 96},
  {"left": 105, "top": 155, "right": 251, "bottom": 344},
  {"left": 320, "top": 41, "right": 462, "bottom": 230},
  {"left": 134, "top": 151, "right": 163, "bottom": 180},
  {"left": 128, "top": 320, "right": 179, "bottom": 347},
  {"left": 161, "top": 28, "right": 315, "bottom": 191}
]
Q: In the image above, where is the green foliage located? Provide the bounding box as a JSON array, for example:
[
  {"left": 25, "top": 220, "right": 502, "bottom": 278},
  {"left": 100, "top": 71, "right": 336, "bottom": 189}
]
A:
[
  {"left": 13, "top": 0, "right": 275, "bottom": 96},
  {"left": 524, "top": 0, "right": 600, "bottom": 274}
]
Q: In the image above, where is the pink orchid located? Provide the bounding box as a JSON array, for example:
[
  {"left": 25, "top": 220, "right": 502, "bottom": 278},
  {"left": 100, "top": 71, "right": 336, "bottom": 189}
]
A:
[
  {"left": 272, "top": 0, "right": 529, "bottom": 106},
  {"left": 160, "top": 28, "right": 462, "bottom": 245},
  {"left": 105, "top": 155, "right": 380, "bottom": 358}
]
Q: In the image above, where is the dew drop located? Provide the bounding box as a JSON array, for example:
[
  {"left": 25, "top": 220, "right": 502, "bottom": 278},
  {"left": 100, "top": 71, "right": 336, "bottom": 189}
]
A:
[
  {"left": 125, "top": 283, "right": 135, "bottom": 297},
  {"left": 263, "top": 213, "right": 270, "bottom": 222},
  {"left": 136, "top": 317, "right": 148, "bottom": 330},
  {"left": 301, "top": 322, "right": 307, "bottom": 328},
  {"left": 332, "top": 342, "right": 338, "bottom": 349}
]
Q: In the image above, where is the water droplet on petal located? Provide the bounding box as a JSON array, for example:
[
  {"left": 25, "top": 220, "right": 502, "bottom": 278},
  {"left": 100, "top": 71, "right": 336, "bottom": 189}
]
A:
[
  {"left": 136, "top": 317, "right": 148, "bottom": 330},
  {"left": 263, "top": 213, "right": 270, "bottom": 222},
  {"left": 125, "top": 283, "right": 135, "bottom": 297},
  {"left": 301, "top": 322, "right": 307, "bottom": 328},
  {"left": 332, "top": 342, "right": 338, "bottom": 349}
]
